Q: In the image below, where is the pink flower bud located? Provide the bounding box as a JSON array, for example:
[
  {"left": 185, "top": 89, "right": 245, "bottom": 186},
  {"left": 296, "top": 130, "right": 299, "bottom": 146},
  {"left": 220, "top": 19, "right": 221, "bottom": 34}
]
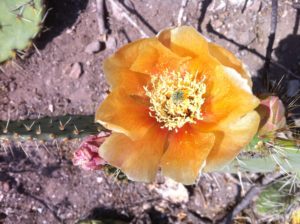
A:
[
  {"left": 72, "top": 134, "right": 109, "bottom": 170},
  {"left": 257, "top": 95, "right": 286, "bottom": 136}
]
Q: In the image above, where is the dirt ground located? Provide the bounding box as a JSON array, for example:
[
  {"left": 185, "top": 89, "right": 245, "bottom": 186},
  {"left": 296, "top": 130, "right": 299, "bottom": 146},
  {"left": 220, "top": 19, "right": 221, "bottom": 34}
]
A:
[{"left": 0, "top": 0, "right": 299, "bottom": 223}]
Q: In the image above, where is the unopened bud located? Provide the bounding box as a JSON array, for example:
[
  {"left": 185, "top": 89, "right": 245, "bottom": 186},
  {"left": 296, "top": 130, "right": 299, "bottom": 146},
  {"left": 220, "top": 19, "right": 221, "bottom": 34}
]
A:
[{"left": 257, "top": 95, "right": 286, "bottom": 136}]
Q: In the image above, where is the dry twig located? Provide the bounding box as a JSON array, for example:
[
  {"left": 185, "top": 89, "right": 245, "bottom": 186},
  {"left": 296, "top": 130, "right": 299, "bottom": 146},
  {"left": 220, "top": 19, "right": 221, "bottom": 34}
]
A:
[
  {"left": 107, "top": 0, "right": 148, "bottom": 38},
  {"left": 263, "top": 0, "right": 278, "bottom": 90},
  {"left": 177, "top": 0, "right": 188, "bottom": 26},
  {"left": 218, "top": 173, "right": 285, "bottom": 224},
  {"left": 96, "top": 0, "right": 108, "bottom": 41}
]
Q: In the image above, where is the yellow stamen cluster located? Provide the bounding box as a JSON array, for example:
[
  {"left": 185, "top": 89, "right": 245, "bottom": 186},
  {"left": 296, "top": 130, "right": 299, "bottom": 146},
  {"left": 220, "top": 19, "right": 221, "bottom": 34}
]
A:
[{"left": 144, "top": 70, "right": 206, "bottom": 131}]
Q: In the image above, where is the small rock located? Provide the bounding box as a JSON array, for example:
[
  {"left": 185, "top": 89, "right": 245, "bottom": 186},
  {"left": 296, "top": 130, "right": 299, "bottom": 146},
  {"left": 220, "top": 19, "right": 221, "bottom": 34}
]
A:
[
  {"left": 66, "top": 28, "right": 72, "bottom": 34},
  {"left": 37, "top": 208, "right": 43, "bottom": 214},
  {"left": 106, "top": 36, "right": 117, "bottom": 50},
  {"left": 85, "top": 41, "right": 101, "bottom": 54},
  {"left": 287, "top": 80, "right": 300, "bottom": 97},
  {"left": 2, "top": 182, "right": 10, "bottom": 192},
  {"left": 64, "top": 63, "right": 82, "bottom": 79},
  {"left": 48, "top": 104, "right": 54, "bottom": 113},
  {"left": 8, "top": 82, "right": 17, "bottom": 92},
  {"left": 154, "top": 178, "right": 189, "bottom": 204},
  {"left": 142, "top": 203, "right": 151, "bottom": 211},
  {"left": 212, "top": 20, "right": 223, "bottom": 28}
]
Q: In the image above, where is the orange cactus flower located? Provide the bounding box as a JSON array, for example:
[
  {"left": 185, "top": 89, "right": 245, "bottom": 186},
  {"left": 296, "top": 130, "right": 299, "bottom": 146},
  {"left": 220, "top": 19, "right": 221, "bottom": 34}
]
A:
[{"left": 96, "top": 26, "right": 260, "bottom": 185}]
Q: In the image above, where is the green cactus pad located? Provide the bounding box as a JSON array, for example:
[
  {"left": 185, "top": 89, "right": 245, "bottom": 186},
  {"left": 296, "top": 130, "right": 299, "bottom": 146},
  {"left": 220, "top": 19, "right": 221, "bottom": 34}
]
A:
[
  {"left": 0, "top": 0, "right": 44, "bottom": 63},
  {"left": 222, "top": 139, "right": 300, "bottom": 177},
  {"left": 0, "top": 115, "right": 106, "bottom": 142},
  {"left": 255, "top": 180, "right": 299, "bottom": 220}
]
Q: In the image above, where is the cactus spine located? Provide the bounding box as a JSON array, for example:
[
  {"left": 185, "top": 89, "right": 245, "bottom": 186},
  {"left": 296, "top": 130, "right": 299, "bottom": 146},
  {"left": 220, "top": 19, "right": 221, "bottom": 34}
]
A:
[
  {"left": 255, "top": 178, "right": 300, "bottom": 222},
  {"left": 0, "top": 0, "right": 45, "bottom": 63}
]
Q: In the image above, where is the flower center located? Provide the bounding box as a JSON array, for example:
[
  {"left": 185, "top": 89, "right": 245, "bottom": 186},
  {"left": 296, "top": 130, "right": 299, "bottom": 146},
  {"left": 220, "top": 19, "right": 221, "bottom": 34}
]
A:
[{"left": 144, "top": 70, "right": 206, "bottom": 131}]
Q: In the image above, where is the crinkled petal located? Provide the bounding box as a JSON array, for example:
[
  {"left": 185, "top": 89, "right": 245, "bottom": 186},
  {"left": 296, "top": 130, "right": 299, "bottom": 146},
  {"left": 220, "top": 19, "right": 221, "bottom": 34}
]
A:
[
  {"left": 204, "top": 111, "right": 260, "bottom": 171},
  {"left": 160, "top": 126, "right": 215, "bottom": 185},
  {"left": 179, "top": 53, "right": 220, "bottom": 77},
  {"left": 103, "top": 65, "right": 149, "bottom": 95},
  {"left": 157, "top": 26, "right": 252, "bottom": 86},
  {"left": 99, "top": 126, "right": 168, "bottom": 182},
  {"left": 208, "top": 42, "right": 252, "bottom": 86},
  {"left": 157, "top": 26, "right": 210, "bottom": 57},
  {"left": 104, "top": 38, "right": 188, "bottom": 94},
  {"left": 202, "top": 65, "right": 259, "bottom": 123},
  {"left": 103, "top": 38, "right": 150, "bottom": 90},
  {"left": 130, "top": 39, "right": 188, "bottom": 75},
  {"left": 95, "top": 88, "right": 153, "bottom": 140}
]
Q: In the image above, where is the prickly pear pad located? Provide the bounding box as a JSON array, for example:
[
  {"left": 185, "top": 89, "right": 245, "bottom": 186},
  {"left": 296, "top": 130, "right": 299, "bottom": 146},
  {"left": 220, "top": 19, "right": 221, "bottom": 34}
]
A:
[{"left": 0, "top": 0, "right": 44, "bottom": 63}]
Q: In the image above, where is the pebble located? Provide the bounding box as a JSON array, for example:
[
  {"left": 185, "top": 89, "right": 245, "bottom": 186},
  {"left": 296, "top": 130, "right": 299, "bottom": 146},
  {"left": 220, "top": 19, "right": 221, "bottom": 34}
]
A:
[
  {"left": 2, "top": 182, "right": 10, "bottom": 192},
  {"left": 212, "top": 20, "right": 223, "bottom": 28},
  {"left": 65, "top": 63, "right": 82, "bottom": 79},
  {"left": 85, "top": 41, "right": 101, "bottom": 54},
  {"left": 106, "top": 36, "right": 117, "bottom": 50},
  {"left": 154, "top": 178, "right": 189, "bottom": 204},
  {"left": 8, "top": 82, "right": 17, "bottom": 92},
  {"left": 48, "top": 104, "right": 54, "bottom": 113},
  {"left": 142, "top": 203, "right": 151, "bottom": 211}
]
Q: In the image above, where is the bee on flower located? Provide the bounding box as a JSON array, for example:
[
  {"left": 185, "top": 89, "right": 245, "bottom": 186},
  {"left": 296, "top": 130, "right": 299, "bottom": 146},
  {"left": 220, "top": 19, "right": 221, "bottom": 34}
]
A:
[{"left": 95, "top": 26, "right": 260, "bottom": 185}]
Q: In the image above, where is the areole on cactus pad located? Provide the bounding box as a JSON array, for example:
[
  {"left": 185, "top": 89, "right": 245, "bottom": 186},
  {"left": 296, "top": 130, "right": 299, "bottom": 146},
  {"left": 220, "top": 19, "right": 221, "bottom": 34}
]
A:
[{"left": 0, "top": 0, "right": 45, "bottom": 63}]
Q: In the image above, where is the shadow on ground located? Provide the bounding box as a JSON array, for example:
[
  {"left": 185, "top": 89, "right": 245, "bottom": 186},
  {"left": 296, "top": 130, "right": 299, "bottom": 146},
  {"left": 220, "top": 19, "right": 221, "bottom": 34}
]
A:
[{"left": 37, "top": 0, "right": 89, "bottom": 49}]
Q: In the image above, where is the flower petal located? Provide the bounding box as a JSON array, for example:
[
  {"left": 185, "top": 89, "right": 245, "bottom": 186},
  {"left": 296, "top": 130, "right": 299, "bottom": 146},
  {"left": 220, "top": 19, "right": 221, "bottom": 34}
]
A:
[
  {"left": 103, "top": 39, "right": 148, "bottom": 88},
  {"left": 157, "top": 26, "right": 252, "bottom": 87},
  {"left": 95, "top": 88, "right": 153, "bottom": 140},
  {"left": 208, "top": 42, "right": 252, "bottom": 87},
  {"left": 157, "top": 26, "right": 210, "bottom": 57},
  {"left": 160, "top": 126, "right": 215, "bottom": 185},
  {"left": 104, "top": 65, "right": 149, "bottom": 94},
  {"left": 129, "top": 38, "right": 187, "bottom": 75},
  {"left": 204, "top": 111, "right": 260, "bottom": 171},
  {"left": 104, "top": 38, "right": 186, "bottom": 93},
  {"left": 99, "top": 126, "right": 168, "bottom": 182},
  {"left": 202, "top": 65, "right": 260, "bottom": 123}
]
